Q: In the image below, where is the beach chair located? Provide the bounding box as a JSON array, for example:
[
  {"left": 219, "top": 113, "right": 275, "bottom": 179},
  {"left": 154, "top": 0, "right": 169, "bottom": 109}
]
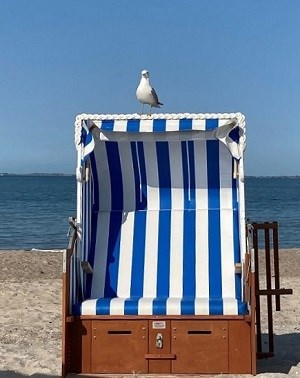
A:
[{"left": 63, "top": 112, "right": 256, "bottom": 375}]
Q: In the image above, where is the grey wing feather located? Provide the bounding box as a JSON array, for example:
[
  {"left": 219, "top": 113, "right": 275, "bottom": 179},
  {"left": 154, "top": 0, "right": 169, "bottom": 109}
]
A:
[{"left": 151, "top": 87, "right": 160, "bottom": 105}]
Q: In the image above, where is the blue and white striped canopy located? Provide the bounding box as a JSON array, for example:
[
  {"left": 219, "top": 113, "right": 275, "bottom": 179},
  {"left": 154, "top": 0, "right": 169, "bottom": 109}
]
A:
[{"left": 75, "top": 113, "right": 246, "bottom": 161}]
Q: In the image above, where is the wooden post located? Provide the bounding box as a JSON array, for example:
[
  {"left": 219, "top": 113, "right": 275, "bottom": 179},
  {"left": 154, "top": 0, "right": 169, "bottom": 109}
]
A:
[
  {"left": 273, "top": 223, "right": 281, "bottom": 311},
  {"left": 62, "top": 230, "right": 77, "bottom": 378},
  {"left": 250, "top": 268, "right": 257, "bottom": 375},
  {"left": 264, "top": 226, "right": 274, "bottom": 354},
  {"left": 252, "top": 226, "right": 262, "bottom": 355}
]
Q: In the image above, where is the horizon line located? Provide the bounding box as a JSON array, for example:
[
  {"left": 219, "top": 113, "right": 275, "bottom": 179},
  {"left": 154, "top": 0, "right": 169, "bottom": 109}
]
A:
[{"left": 1, "top": 172, "right": 300, "bottom": 178}]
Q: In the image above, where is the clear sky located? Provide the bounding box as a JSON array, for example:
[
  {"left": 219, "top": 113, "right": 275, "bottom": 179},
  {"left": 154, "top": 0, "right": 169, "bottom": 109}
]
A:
[{"left": 1, "top": 0, "right": 299, "bottom": 176}]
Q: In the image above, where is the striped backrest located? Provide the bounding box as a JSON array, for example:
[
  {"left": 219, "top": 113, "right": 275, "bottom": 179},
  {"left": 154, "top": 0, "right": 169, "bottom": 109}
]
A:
[{"left": 75, "top": 114, "right": 247, "bottom": 315}]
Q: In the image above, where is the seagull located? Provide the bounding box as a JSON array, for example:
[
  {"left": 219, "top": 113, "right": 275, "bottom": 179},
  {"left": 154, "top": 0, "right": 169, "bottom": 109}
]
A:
[{"left": 136, "top": 69, "right": 163, "bottom": 114}]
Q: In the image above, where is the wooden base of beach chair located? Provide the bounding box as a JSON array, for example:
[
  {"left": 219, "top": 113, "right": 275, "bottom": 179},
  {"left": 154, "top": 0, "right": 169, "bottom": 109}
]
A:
[{"left": 64, "top": 316, "right": 255, "bottom": 376}]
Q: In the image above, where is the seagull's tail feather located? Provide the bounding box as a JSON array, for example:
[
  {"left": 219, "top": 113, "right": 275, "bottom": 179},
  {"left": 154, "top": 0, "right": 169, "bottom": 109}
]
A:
[{"left": 152, "top": 102, "right": 163, "bottom": 108}]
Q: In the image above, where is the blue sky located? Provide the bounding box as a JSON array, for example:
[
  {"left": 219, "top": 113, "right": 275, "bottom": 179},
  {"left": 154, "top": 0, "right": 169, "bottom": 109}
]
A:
[{"left": 0, "top": 1, "right": 299, "bottom": 175}]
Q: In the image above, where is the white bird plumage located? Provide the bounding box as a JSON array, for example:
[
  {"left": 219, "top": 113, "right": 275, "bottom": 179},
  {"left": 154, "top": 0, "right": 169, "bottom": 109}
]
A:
[{"left": 136, "top": 69, "right": 163, "bottom": 114}]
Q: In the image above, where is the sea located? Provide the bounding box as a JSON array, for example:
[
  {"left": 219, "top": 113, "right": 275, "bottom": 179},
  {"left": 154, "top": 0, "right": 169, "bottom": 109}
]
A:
[{"left": 0, "top": 175, "right": 299, "bottom": 250}]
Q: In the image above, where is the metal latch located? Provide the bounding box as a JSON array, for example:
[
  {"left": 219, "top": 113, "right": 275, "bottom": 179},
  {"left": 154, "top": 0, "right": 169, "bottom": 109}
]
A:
[{"left": 155, "top": 333, "right": 163, "bottom": 349}]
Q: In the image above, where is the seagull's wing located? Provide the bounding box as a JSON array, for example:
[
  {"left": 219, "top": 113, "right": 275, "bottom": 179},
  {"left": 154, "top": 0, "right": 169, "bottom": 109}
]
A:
[{"left": 151, "top": 87, "right": 160, "bottom": 105}]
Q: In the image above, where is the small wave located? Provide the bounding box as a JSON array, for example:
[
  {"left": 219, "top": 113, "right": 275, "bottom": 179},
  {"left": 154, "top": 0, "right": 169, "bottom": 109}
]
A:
[{"left": 30, "top": 248, "right": 65, "bottom": 253}]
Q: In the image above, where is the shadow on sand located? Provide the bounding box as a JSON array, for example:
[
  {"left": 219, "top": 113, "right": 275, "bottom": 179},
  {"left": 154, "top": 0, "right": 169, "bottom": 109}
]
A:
[{"left": 257, "top": 332, "right": 300, "bottom": 374}]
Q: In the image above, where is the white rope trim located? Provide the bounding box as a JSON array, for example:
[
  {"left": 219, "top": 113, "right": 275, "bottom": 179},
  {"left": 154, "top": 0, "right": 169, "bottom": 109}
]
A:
[{"left": 75, "top": 112, "right": 246, "bottom": 148}]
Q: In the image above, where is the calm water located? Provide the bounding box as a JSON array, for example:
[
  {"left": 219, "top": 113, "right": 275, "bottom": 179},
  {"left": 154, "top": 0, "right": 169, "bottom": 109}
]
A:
[
  {"left": 0, "top": 175, "right": 299, "bottom": 249},
  {"left": 245, "top": 176, "right": 300, "bottom": 248},
  {"left": 0, "top": 176, "right": 76, "bottom": 250}
]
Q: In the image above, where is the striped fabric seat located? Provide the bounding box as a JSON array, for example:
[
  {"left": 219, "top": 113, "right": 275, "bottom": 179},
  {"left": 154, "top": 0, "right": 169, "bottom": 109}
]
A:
[{"left": 73, "top": 117, "right": 248, "bottom": 316}]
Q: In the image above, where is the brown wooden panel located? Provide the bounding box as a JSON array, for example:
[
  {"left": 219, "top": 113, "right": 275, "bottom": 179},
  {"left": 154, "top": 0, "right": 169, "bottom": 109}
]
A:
[
  {"left": 228, "top": 320, "right": 252, "bottom": 374},
  {"left": 69, "top": 319, "right": 92, "bottom": 374},
  {"left": 91, "top": 320, "right": 148, "bottom": 374},
  {"left": 148, "top": 320, "right": 171, "bottom": 373},
  {"left": 171, "top": 320, "right": 228, "bottom": 374},
  {"left": 145, "top": 353, "right": 176, "bottom": 359}
]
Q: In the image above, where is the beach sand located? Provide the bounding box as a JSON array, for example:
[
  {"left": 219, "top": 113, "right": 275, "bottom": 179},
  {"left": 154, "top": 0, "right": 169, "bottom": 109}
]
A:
[{"left": 0, "top": 249, "right": 299, "bottom": 377}]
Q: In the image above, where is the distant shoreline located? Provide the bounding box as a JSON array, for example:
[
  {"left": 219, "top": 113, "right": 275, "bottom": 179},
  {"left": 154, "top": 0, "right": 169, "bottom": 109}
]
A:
[{"left": 0, "top": 173, "right": 299, "bottom": 178}]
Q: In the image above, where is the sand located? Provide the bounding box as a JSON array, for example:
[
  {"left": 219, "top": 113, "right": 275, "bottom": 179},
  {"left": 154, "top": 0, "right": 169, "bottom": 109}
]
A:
[{"left": 0, "top": 249, "right": 299, "bottom": 377}]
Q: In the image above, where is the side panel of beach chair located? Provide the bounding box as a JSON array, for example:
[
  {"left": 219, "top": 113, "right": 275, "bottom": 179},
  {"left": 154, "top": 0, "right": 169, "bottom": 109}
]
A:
[{"left": 62, "top": 113, "right": 257, "bottom": 376}]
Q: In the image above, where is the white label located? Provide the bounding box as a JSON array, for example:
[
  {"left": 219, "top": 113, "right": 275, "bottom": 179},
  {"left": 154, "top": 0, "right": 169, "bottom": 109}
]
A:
[{"left": 152, "top": 321, "right": 166, "bottom": 329}]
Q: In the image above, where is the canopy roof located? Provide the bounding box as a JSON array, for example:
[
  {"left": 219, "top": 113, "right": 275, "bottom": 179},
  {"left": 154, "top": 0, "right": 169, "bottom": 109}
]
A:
[{"left": 75, "top": 113, "right": 246, "bottom": 160}]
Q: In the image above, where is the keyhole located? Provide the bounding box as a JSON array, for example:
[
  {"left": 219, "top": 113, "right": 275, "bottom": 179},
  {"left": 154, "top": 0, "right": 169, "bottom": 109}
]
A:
[{"left": 156, "top": 333, "right": 163, "bottom": 349}]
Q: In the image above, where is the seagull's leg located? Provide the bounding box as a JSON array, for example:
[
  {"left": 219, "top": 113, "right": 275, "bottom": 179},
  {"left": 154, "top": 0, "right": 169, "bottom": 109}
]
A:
[
  {"left": 149, "top": 106, "right": 152, "bottom": 115},
  {"left": 140, "top": 103, "right": 144, "bottom": 115}
]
